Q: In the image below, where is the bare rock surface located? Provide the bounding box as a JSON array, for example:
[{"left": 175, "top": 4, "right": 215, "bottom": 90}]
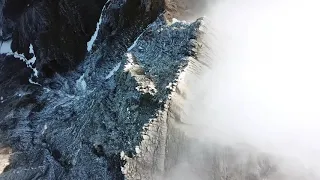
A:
[
  {"left": 2, "top": 0, "right": 312, "bottom": 180},
  {"left": 0, "top": 0, "right": 204, "bottom": 179}
]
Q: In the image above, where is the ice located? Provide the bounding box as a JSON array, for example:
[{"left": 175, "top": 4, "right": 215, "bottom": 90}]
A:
[
  {"left": 106, "top": 62, "right": 121, "bottom": 79},
  {"left": 28, "top": 78, "right": 41, "bottom": 86},
  {"left": 29, "top": 43, "right": 35, "bottom": 54},
  {"left": 127, "top": 32, "right": 144, "bottom": 51},
  {"left": 0, "top": 40, "right": 12, "bottom": 54},
  {"left": 76, "top": 74, "right": 87, "bottom": 91}
]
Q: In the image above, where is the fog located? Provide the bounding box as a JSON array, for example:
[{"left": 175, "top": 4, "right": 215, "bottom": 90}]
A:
[{"left": 169, "top": 0, "right": 320, "bottom": 179}]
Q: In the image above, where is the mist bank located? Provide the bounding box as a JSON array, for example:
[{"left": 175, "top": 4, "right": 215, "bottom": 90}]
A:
[{"left": 174, "top": 0, "right": 320, "bottom": 179}]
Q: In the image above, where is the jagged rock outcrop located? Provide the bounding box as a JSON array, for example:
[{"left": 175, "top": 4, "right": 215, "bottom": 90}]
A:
[{"left": 122, "top": 16, "right": 212, "bottom": 179}]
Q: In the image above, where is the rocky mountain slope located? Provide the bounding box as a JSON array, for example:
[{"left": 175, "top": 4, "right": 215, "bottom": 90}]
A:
[
  {"left": 0, "top": 0, "right": 208, "bottom": 179},
  {"left": 2, "top": 0, "right": 319, "bottom": 180}
]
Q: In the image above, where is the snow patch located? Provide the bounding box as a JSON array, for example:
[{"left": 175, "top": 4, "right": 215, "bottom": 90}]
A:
[
  {"left": 28, "top": 78, "right": 41, "bottom": 86},
  {"left": 171, "top": 18, "right": 188, "bottom": 25},
  {"left": 127, "top": 32, "right": 145, "bottom": 51},
  {"left": 28, "top": 44, "right": 38, "bottom": 77},
  {"left": 124, "top": 53, "right": 134, "bottom": 71},
  {"left": 135, "top": 146, "right": 141, "bottom": 154},
  {"left": 29, "top": 43, "right": 34, "bottom": 54},
  {"left": 42, "top": 124, "right": 47, "bottom": 135},
  {"left": 0, "top": 40, "right": 12, "bottom": 54},
  {"left": 31, "top": 67, "right": 39, "bottom": 77},
  {"left": 10, "top": 51, "right": 39, "bottom": 78},
  {"left": 76, "top": 74, "right": 87, "bottom": 91},
  {"left": 120, "top": 151, "right": 125, "bottom": 160},
  {"left": 106, "top": 62, "right": 121, "bottom": 79},
  {"left": 28, "top": 56, "right": 36, "bottom": 66},
  {"left": 87, "top": 0, "right": 110, "bottom": 52}
]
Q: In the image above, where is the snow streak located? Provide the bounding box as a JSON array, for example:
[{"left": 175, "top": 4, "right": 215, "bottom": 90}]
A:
[
  {"left": 87, "top": 0, "right": 110, "bottom": 52},
  {"left": 6, "top": 43, "right": 40, "bottom": 85},
  {"left": 106, "top": 62, "right": 121, "bottom": 79}
]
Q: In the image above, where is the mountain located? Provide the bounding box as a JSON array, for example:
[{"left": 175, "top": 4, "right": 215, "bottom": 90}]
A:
[{"left": 0, "top": 0, "right": 207, "bottom": 179}]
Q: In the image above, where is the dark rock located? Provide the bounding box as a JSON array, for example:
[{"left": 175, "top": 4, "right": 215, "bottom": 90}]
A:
[
  {"left": 0, "top": 0, "right": 205, "bottom": 179},
  {"left": 2, "top": 0, "right": 105, "bottom": 74},
  {"left": 1, "top": 0, "right": 165, "bottom": 76},
  {"left": 0, "top": 0, "right": 170, "bottom": 179}
]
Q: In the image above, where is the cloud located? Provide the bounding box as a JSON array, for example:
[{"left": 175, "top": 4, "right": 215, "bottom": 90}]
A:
[{"left": 167, "top": 0, "right": 320, "bottom": 179}]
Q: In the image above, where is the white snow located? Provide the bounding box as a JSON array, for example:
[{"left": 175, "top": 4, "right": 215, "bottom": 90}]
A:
[
  {"left": 28, "top": 78, "right": 41, "bottom": 86},
  {"left": 42, "top": 124, "right": 47, "bottom": 135},
  {"left": 135, "top": 146, "right": 141, "bottom": 154},
  {"left": 6, "top": 43, "right": 40, "bottom": 84},
  {"left": 27, "top": 56, "right": 36, "bottom": 65},
  {"left": 32, "top": 67, "right": 39, "bottom": 77},
  {"left": 9, "top": 51, "right": 39, "bottom": 78},
  {"left": 29, "top": 43, "right": 34, "bottom": 54},
  {"left": 0, "top": 31, "right": 39, "bottom": 85},
  {"left": 124, "top": 53, "right": 134, "bottom": 71},
  {"left": 11, "top": 52, "right": 27, "bottom": 61},
  {"left": 127, "top": 32, "right": 145, "bottom": 51},
  {"left": 87, "top": 0, "right": 110, "bottom": 52},
  {"left": 27, "top": 44, "right": 38, "bottom": 77},
  {"left": 106, "top": 62, "right": 121, "bottom": 79},
  {"left": 0, "top": 40, "right": 12, "bottom": 54},
  {"left": 171, "top": 18, "right": 188, "bottom": 25},
  {"left": 76, "top": 74, "right": 87, "bottom": 91},
  {"left": 120, "top": 151, "right": 125, "bottom": 160},
  {"left": 126, "top": 53, "right": 134, "bottom": 63}
]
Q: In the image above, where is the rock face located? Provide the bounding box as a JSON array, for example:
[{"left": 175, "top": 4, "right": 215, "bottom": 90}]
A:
[
  {"left": 121, "top": 18, "right": 205, "bottom": 179},
  {"left": 1, "top": 0, "right": 164, "bottom": 75},
  {"left": 165, "top": 0, "right": 210, "bottom": 20},
  {"left": 3, "top": 0, "right": 312, "bottom": 180},
  {"left": 2, "top": 0, "right": 103, "bottom": 73},
  {"left": 0, "top": 0, "right": 206, "bottom": 179}
]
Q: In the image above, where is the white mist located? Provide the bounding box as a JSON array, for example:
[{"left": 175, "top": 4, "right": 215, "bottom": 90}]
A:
[{"left": 175, "top": 0, "right": 320, "bottom": 179}]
